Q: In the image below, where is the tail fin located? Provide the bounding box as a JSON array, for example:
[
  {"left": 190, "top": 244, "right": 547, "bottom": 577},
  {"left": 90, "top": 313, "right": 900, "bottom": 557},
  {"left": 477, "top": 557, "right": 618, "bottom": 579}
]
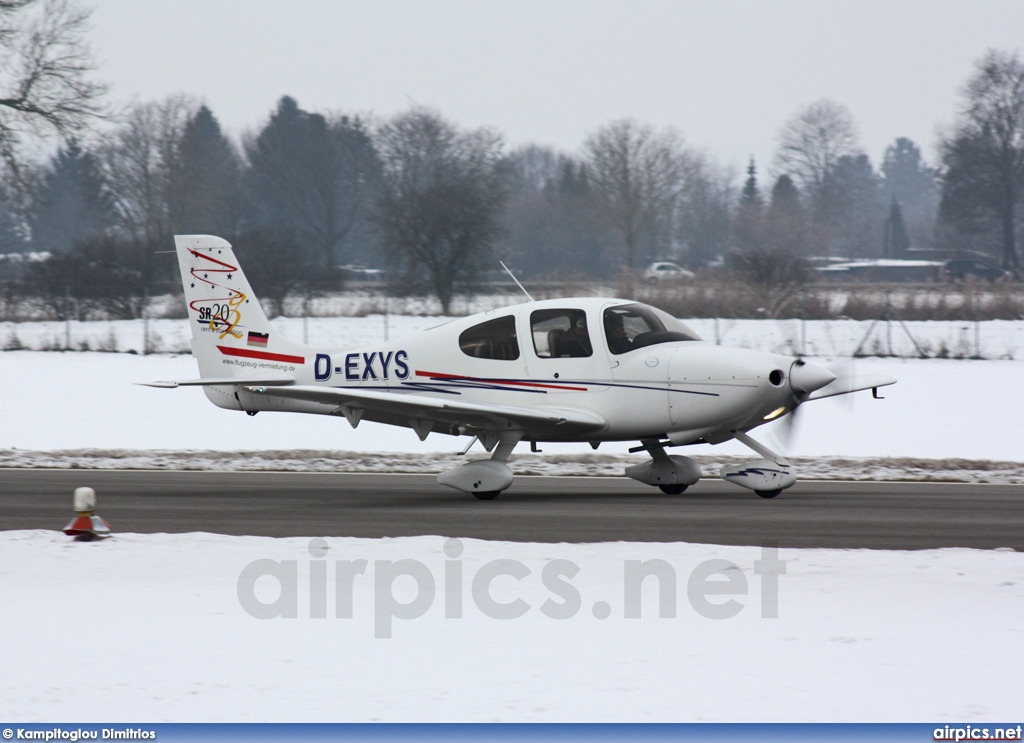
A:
[{"left": 175, "top": 235, "right": 310, "bottom": 381}]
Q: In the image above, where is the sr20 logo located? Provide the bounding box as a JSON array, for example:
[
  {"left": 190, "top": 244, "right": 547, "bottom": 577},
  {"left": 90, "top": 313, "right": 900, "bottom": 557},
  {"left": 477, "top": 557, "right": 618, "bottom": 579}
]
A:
[
  {"left": 191, "top": 298, "right": 244, "bottom": 339},
  {"left": 198, "top": 303, "right": 232, "bottom": 323},
  {"left": 315, "top": 351, "right": 409, "bottom": 382}
]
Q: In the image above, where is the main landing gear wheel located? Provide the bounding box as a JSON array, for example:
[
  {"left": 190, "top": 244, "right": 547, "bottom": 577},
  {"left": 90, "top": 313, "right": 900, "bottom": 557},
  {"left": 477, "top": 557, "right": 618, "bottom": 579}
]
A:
[
  {"left": 755, "top": 489, "right": 782, "bottom": 499},
  {"left": 473, "top": 491, "right": 501, "bottom": 500},
  {"left": 658, "top": 484, "right": 688, "bottom": 495}
]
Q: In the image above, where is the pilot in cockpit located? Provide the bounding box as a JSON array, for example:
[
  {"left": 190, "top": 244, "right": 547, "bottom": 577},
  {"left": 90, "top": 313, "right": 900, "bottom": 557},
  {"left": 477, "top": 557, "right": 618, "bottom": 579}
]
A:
[{"left": 604, "top": 312, "right": 633, "bottom": 354}]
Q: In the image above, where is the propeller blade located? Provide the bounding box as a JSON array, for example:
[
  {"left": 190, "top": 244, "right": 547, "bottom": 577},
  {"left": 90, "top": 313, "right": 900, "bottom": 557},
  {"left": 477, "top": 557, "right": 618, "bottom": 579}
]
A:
[
  {"left": 824, "top": 357, "right": 856, "bottom": 411},
  {"left": 775, "top": 404, "right": 801, "bottom": 450}
]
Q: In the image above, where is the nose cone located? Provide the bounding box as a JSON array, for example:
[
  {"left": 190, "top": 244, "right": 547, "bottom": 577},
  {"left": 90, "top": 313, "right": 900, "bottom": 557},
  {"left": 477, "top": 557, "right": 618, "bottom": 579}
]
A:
[{"left": 789, "top": 360, "right": 836, "bottom": 394}]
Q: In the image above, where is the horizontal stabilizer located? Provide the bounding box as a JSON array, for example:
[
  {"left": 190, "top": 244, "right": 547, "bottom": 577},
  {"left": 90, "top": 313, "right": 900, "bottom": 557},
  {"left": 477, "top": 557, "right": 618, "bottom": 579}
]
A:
[
  {"left": 136, "top": 375, "right": 295, "bottom": 389},
  {"left": 806, "top": 374, "right": 897, "bottom": 401}
]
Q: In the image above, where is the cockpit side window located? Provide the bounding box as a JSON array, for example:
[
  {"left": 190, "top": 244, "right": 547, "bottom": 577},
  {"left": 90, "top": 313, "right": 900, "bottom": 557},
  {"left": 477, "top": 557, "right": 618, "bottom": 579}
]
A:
[
  {"left": 603, "top": 304, "right": 702, "bottom": 355},
  {"left": 459, "top": 315, "right": 520, "bottom": 360},
  {"left": 530, "top": 309, "right": 592, "bottom": 358}
]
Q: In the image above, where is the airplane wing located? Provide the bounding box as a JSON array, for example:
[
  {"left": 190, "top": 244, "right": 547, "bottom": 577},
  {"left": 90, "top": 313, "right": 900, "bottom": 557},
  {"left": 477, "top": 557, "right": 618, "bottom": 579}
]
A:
[
  {"left": 243, "top": 384, "right": 607, "bottom": 439},
  {"left": 806, "top": 374, "right": 897, "bottom": 401},
  {"left": 136, "top": 375, "right": 295, "bottom": 389}
]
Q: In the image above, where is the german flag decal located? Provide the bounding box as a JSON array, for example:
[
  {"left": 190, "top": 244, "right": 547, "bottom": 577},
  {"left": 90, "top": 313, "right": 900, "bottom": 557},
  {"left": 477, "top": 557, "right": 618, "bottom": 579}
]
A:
[{"left": 247, "top": 331, "right": 269, "bottom": 348}]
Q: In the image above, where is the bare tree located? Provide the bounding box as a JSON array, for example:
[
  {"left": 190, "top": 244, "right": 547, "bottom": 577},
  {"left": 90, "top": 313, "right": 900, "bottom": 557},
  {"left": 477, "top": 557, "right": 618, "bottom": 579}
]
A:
[
  {"left": 0, "top": 0, "right": 107, "bottom": 177},
  {"left": 729, "top": 247, "right": 809, "bottom": 319},
  {"left": 674, "top": 152, "right": 733, "bottom": 267},
  {"left": 373, "top": 106, "right": 506, "bottom": 314},
  {"left": 773, "top": 99, "right": 860, "bottom": 208},
  {"left": 23, "top": 234, "right": 146, "bottom": 320},
  {"left": 98, "top": 96, "right": 197, "bottom": 282},
  {"left": 582, "top": 119, "right": 689, "bottom": 293},
  {"left": 939, "top": 49, "right": 1024, "bottom": 275}
]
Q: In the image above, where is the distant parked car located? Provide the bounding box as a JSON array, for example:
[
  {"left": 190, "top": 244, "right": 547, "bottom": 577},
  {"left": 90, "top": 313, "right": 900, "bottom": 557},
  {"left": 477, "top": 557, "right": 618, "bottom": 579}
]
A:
[
  {"left": 642, "top": 261, "right": 696, "bottom": 284},
  {"left": 942, "top": 259, "right": 1008, "bottom": 283},
  {"left": 339, "top": 265, "right": 384, "bottom": 282},
  {"left": 815, "top": 259, "right": 943, "bottom": 282}
]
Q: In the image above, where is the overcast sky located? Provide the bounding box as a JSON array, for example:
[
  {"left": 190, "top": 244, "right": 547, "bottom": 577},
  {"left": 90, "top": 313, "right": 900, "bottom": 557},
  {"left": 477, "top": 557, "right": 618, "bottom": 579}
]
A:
[{"left": 90, "top": 0, "right": 1024, "bottom": 177}]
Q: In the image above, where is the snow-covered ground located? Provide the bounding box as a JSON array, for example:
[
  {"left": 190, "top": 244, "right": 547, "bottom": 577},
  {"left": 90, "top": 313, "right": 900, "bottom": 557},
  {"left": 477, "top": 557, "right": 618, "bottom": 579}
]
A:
[
  {"left": 2, "top": 531, "right": 1021, "bottom": 722},
  {"left": 3, "top": 316, "right": 1022, "bottom": 722},
  {"left": 1, "top": 345, "right": 1021, "bottom": 464},
  {"left": 3, "top": 313, "right": 1023, "bottom": 359}
]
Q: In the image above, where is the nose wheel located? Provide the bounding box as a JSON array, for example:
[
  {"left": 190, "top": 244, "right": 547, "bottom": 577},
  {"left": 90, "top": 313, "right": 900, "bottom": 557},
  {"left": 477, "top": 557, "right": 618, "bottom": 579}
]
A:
[
  {"left": 658, "top": 484, "right": 688, "bottom": 495},
  {"left": 720, "top": 432, "right": 797, "bottom": 498}
]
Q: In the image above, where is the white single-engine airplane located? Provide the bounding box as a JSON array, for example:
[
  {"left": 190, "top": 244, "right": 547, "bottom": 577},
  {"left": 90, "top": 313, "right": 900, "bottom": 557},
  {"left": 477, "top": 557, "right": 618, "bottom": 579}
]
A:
[{"left": 145, "top": 235, "right": 896, "bottom": 499}]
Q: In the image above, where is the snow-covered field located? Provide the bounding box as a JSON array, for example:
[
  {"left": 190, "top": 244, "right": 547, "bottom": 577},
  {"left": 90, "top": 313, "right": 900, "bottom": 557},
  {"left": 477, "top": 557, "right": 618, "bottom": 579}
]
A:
[
  {"left": 1, "top": 531, "right": 1022, "bottom": 721},
  {"left": 4, "top": 313, "right": 1023, "bottom": 360},
  {"left": 1, "top": 320, "right": 1023, "bottom": 464},
  {"left": 2, "top": 316, "right": 1022, "bottom": 722}
]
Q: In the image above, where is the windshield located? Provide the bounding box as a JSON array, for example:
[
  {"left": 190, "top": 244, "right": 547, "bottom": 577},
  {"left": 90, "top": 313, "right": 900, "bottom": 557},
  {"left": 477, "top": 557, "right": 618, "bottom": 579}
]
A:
[{"left": 603, "top": 303, "right": 702, "bottom": 355}]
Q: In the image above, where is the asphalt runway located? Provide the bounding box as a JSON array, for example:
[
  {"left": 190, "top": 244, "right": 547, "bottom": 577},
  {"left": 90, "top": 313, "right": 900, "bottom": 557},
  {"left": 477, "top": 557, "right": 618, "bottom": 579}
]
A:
[{"left": 2, "top": 468, "right": 1022, "bottom": 549}]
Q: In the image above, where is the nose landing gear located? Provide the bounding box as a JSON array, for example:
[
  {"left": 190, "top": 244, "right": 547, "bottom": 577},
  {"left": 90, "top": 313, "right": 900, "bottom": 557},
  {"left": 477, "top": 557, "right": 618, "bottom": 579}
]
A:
[{"left": 720, "top": 431, "right": 797, "bottom": 497}]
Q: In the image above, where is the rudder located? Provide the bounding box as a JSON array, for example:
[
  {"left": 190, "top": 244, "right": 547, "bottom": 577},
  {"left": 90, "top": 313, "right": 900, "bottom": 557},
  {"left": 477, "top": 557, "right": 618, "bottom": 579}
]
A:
[{"left": 174, "top": 235, "right": 309, "bottom": 381}]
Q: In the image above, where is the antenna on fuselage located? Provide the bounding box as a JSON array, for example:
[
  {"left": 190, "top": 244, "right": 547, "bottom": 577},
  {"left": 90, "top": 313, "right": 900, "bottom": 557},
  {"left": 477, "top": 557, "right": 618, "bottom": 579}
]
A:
[{"left": 500, "top": 260, "right": 534, "bottom": 301}]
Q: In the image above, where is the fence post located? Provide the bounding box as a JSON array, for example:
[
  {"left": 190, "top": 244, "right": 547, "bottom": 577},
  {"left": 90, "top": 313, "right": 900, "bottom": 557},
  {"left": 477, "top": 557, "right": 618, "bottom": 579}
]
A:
[
  {"left": 142, "top": 285, "right": 148, "bottom": 356},
  {"left": 65, "top": 287, "right": 71, "bottom": 351},
  {"left": 712, "top": 286, "right": 720, "bottom": 346},
  {"left": 303, "top": 293, "right": 310, "bottom": 345},
  {"left": 973, "top": 290, "right": 981, "bottom": 359}
]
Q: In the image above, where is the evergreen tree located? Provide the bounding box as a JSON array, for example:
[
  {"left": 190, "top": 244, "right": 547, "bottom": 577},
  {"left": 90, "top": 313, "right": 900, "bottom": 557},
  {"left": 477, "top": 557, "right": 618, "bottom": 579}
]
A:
[
  {"left": 245, "top": 96, "right": 379, "bottom": 270},
  {"left": 880, "top": 137, "right": 938, "bottom": 248},
  {"left": 882, "top": 198, "right": 910, "bottom": 258},
  {"left": 29, "top": 141, "right": 112, "bottom": 254},
  {"left": 739, "top": 157, "right": 763, "bottom": 210},
  {"left": 816, "top": 154, "right": 884, "bottom": 257},
  {"left": 500, "top": 146, "right": 613, "bottom": 279},
  {"left": 881, "top": 138, "right": 938, "bottom": 214},
  {"left": 768, "top": 175, "right": 803, "bottom": 220},
  {"left": 0, "top": 188, "right": 26, "bottom": 253},
  {"left": 170, "top": 105, "right": 242, "bottom": 237},
  {"left": 765, "top": 175, "right": 809, "bottom": 255},
  {"left": 733, "top": 157, "right": 763, "bottom": 252}
]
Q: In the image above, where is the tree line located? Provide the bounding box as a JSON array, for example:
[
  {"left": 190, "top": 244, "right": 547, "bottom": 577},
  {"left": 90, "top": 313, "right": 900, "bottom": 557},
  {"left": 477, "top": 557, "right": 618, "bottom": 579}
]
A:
[{"left": 1, "top": 0, "right": 1022, "bottom": 320}]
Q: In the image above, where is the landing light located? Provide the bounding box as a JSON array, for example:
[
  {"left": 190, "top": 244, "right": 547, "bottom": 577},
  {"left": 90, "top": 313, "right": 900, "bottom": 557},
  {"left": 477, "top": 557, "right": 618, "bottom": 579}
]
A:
[{"left": 763, "top": 406, "right": 787, "bottom": 421}]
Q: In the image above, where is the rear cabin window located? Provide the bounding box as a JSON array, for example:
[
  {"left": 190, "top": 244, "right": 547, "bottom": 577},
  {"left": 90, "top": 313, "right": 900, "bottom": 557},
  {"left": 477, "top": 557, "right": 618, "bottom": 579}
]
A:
[
  {"left": 458, "top": 315, "right": 520, "bottom": 360},
  {"left": 603, "top": 303, "right": 702, "bottom": 355},
  {"left": 531, "top": 308, "right": 593, "bottom": 358}
]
